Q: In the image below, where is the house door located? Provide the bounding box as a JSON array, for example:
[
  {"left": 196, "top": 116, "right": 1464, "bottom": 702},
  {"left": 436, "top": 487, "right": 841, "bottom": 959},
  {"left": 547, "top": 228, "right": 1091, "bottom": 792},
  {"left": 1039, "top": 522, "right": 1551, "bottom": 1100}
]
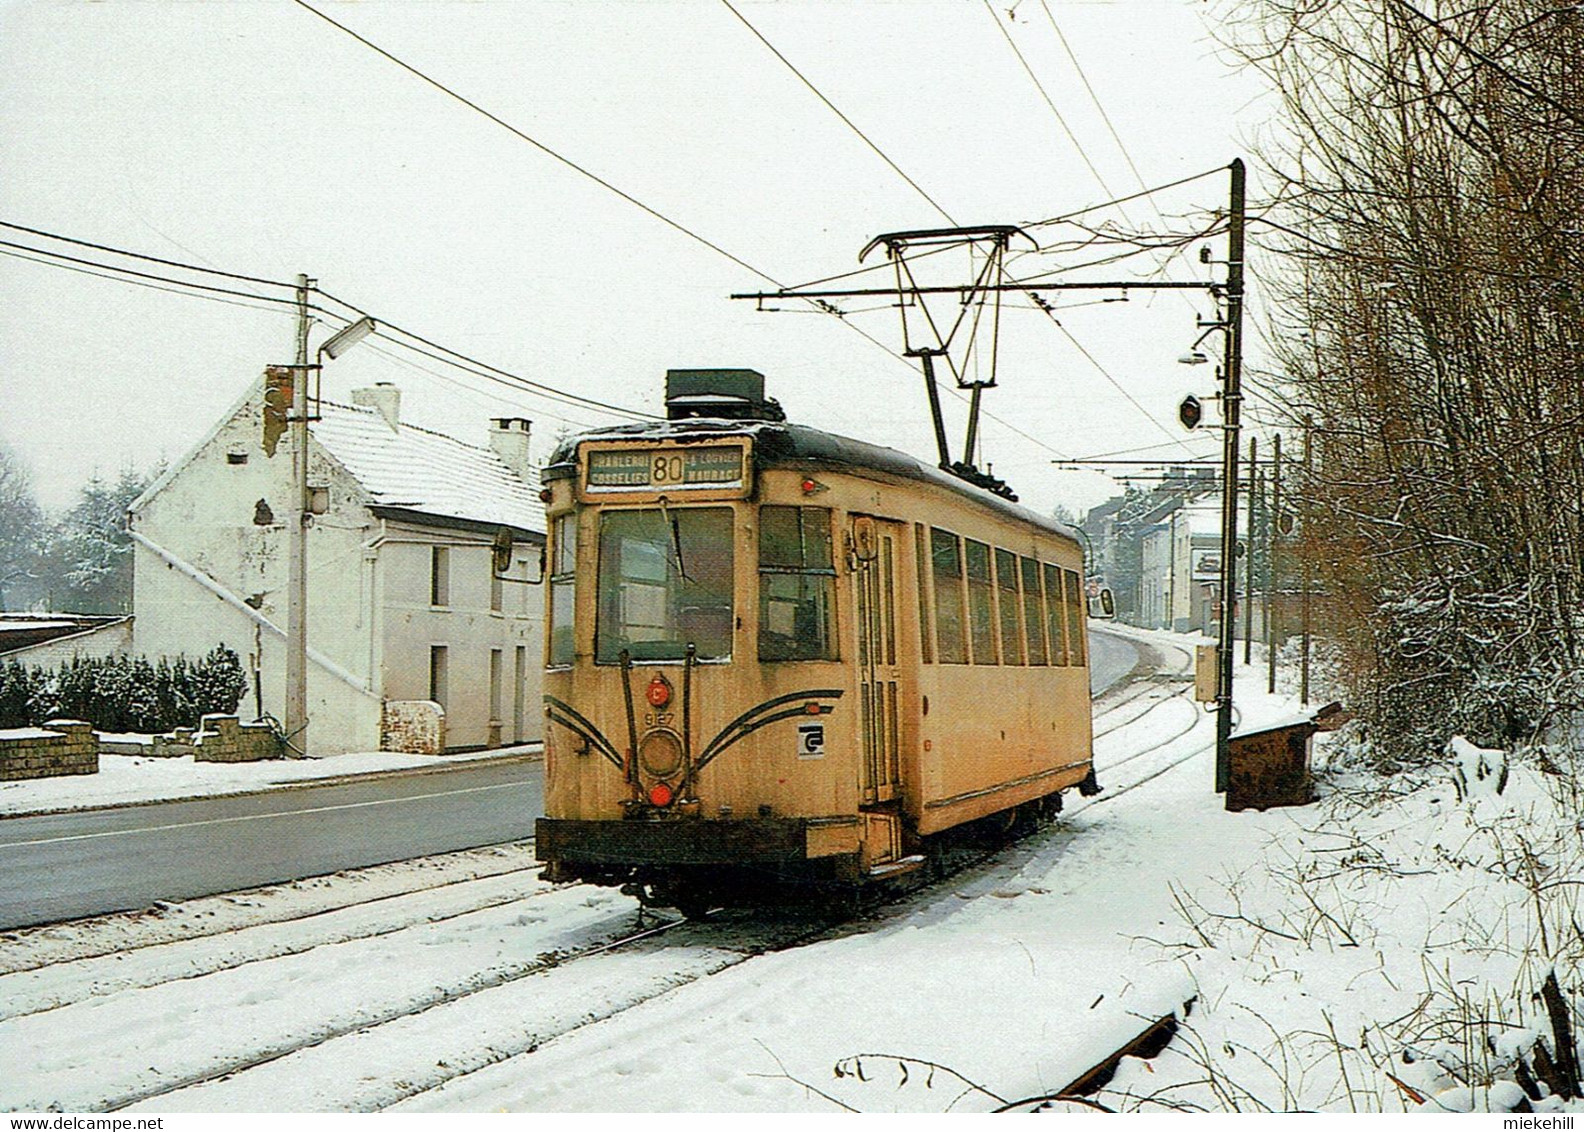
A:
[{"left": 851, "top": 515, "right": 906, "bottom": 807}]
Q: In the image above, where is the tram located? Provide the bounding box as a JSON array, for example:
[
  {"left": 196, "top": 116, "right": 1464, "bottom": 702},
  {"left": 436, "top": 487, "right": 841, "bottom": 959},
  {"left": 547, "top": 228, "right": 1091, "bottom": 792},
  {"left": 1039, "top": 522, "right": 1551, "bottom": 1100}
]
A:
[{"left": 535, "top": 369, "right": 1096, "bottom": 913}]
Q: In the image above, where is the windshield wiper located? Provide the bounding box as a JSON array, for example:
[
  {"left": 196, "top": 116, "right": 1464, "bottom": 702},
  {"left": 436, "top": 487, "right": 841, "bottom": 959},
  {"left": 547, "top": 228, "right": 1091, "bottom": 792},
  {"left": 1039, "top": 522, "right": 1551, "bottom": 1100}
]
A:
[{"left": 657, "top": 496, "right": 691, "bottom": 582}]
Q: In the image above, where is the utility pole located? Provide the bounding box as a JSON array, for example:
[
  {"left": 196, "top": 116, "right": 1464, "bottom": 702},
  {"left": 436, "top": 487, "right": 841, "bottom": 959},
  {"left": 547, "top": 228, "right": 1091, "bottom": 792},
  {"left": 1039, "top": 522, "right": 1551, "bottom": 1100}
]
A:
[
  {"left": 1300, "top": 416, "right": 1313, "bottom": 705},
  {"left": 284, "top": 273, "right": 313, "bottom": 756},
  {"left": 1214, "top": 158, "right": 1247, "bottom": 794},
  {"left": 1244, "top": 435, "right": 1257, "bottom": 666},
  {"left": 1268, "top": 432, "right": 1282, "bottom": 695}
]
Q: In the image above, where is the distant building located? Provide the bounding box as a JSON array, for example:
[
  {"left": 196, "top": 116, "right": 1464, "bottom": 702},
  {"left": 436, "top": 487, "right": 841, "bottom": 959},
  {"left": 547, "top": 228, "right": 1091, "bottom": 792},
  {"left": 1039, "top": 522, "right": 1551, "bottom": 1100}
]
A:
[
  {"left": 0, "top": 613, "right": 132, "bottom": 666},
  {"left": 1083, "top": 467, "right": 1219, "bottom": 632},
  {"left": 129, "top": 377, "right": 545, "bottom": 755},
  {"left": 1138, "top": 501, "right": 1221, "bottom": 634}
]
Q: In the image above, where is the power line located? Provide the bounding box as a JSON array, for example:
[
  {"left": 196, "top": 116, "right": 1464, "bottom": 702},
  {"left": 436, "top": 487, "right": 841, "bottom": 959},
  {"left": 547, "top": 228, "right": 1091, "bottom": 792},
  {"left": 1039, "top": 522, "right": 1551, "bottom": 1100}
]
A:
[
  {"left": 0, "top": 246, "right": 294, "bottom": 318},
  {"left": 982, "top": 0, "right": 1121, "bottom": 211},
  {"left": 1036, "top": 2, "right": 1154, "bottom": 219},
  {"left": 290, "top": 2, "right": 1115, "bottom": 473},
  {"left": 314, "top": 287, "right": 660, "bottom": 422},
  {"left": 0, "top": 223, "right": 652, "bottom": 425},
  {"left": 719, "top": 0, "right": 958, "bottom": 226},
  {"left": 0, "top": 220, "right": 297, "bottom": 290},
  {"left": 289, "top": 0, "right": 785, "bottom": 290},
  {"left": 0, "top": 238, "right": 299, "bottom": 308},
  {"left": 358, "top": 338, "right": 604, "bottom": 433}
]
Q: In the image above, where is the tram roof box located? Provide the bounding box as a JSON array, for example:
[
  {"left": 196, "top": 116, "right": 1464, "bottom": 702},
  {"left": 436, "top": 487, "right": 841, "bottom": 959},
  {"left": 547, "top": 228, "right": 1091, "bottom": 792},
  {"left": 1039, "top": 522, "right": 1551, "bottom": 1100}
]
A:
[{"left": 665, "top": 368, "right": 786, "bottom": 422}]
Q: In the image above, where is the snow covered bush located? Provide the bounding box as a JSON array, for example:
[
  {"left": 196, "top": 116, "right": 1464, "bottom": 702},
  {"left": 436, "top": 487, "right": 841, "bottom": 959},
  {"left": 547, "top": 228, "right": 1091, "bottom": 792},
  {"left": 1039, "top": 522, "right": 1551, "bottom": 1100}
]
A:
[
  {"left": 1102, "top": 740, "right": 1584, "bottom": 1113},
  {"left": 0, "top": 647, "right": 245, "bottom": 733}
]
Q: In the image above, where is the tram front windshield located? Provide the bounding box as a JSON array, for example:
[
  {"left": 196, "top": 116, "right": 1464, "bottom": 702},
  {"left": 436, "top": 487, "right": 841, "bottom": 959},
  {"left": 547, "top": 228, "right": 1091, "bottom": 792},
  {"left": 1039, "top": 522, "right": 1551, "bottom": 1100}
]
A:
[{"left": 596, "top": 507, "right": 734, "bottom": 663}]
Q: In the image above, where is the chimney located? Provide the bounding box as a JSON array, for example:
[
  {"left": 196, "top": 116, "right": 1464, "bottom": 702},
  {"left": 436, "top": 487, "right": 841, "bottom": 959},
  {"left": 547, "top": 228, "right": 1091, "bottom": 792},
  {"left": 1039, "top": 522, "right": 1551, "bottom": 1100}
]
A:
[
  {"left": 489, "top": 417, "right": 533, "bottom": 482},
  {"left": 352, "top": 382, "right": 402, "bottom": 434}
]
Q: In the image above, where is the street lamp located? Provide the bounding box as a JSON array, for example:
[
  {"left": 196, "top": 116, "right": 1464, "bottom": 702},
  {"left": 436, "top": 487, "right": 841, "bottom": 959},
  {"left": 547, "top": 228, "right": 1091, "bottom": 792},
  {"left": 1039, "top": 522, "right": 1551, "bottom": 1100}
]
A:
[{"left": 282, "top": 279, "right": 375, "bottom": 756}]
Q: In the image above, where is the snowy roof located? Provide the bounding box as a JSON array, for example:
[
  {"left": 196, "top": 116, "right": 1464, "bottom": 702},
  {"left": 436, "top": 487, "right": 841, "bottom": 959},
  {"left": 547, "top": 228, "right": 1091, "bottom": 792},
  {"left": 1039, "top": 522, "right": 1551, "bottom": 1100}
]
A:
[
  {"left": 1183, "top": 503, "right": 1222, "bottom": 537},
  {"left": 312, "top": 401, "right": 542, "bottom": 537}
]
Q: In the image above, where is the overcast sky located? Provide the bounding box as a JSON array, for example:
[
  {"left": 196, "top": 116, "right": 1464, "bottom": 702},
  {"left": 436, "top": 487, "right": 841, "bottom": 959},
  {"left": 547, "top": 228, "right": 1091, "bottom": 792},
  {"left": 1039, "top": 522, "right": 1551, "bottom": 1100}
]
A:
[{"left": 0, "top": 0, "right": 1274, "bottom": 517}]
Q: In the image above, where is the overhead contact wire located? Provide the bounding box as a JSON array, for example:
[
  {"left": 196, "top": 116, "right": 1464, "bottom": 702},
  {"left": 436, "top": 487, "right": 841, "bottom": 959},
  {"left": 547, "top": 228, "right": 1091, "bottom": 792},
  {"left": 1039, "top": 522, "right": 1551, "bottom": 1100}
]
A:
[
  {"left": 719, "top": 0, "right": 958, "bottom": 226},
  {"left": 290, "top": 0, "right": 785, "bottom": 290}
]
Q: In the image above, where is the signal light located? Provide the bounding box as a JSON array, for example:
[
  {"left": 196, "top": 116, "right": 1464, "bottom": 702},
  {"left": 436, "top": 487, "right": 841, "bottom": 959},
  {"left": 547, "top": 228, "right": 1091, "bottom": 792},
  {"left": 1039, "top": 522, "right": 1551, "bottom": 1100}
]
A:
[
  {"left": 646, "top": 674, "right": 672, "bottom": 707},
  {"left": 648, "top": 782, "right": 674, "bottom": 807},
  {"left": 1178, "top": 394, "right": 1203, "bottom": 431}
]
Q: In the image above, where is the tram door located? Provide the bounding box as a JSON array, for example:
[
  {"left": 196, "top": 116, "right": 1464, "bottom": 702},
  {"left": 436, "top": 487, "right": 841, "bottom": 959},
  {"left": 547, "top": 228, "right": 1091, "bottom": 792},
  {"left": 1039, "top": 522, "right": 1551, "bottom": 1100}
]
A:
[{"left": 851, "top": 516, "right": 906, "bottom": 810}]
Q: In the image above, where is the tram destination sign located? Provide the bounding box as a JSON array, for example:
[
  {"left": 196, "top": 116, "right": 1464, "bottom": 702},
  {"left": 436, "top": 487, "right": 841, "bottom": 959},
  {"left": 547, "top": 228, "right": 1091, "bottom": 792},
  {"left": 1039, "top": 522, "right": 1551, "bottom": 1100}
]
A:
[{"left": 582, "top": 441, "right": 750, "bottom": 497}]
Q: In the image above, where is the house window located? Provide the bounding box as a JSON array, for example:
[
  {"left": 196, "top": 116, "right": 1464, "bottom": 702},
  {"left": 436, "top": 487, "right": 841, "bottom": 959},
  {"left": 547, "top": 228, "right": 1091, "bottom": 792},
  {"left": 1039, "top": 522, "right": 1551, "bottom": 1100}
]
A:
[
  {"left": 490, "top": 560, "right": 504, "bottom": 613},
  {"left": 430, "top": 546, "right": 450, "bottom": 608},
  {"left": 757, "top": 506, "right": 837, "bottom": 662},
  {"left": 227, "top": 452, "right": 248, "bottom": 465},
  {"left": 489, "top": 648, "right": 503, "bottom": 723},
  {"left": 930, "top": 528, "right": 968, "bottom": 664},
  {"left": 965, "top": 539, "right": 997, "bottom": 665},
  {"left": 429, "top": 645, "right": 449, "bottom": 709},
  {"left": 995, "top": 547, "right": 1024, "bottom": 666},
  {"left": 513, "top": 646, "right": 527, "bottom": 742},
  {"left": 548, "top": 514, "right": 576, "bottom": 667}
]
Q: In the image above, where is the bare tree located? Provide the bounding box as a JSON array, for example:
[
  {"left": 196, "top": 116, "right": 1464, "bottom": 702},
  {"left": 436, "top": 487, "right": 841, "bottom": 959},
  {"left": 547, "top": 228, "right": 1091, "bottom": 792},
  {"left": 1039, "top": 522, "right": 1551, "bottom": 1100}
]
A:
[{"left": 1221, "top": 0, "right": 1584, "bottom": 758}]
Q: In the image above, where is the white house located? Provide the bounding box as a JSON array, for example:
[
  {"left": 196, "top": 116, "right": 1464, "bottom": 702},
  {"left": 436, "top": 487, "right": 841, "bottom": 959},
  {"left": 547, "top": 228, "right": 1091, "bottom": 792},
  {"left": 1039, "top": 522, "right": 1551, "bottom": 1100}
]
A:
[
  {"left": 1138, "top": 501, "right": 1222, "bottom": 634},
  {"left": 129, "top": 377, "right": 545, "bottom": 755}
]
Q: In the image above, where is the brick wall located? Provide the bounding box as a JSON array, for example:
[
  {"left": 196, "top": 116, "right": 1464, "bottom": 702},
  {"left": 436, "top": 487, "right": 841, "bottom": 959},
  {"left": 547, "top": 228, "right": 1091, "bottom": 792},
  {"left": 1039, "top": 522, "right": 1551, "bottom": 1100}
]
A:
[
  {"left": 382, "top": 700, "right": 445, "bottom": 755},
  {"left": 191, "top": 714, "right": 280, "bottom": 762},
  {"left": 0, "top": 720, "right": 99, "bottom": 781}
]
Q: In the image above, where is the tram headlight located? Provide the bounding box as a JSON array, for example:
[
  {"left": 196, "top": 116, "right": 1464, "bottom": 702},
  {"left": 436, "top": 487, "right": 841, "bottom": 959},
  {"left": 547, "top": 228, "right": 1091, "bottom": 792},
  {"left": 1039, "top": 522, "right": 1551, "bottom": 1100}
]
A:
[{"left": 638, "top": 728, "right": 685, "bottom": 778}]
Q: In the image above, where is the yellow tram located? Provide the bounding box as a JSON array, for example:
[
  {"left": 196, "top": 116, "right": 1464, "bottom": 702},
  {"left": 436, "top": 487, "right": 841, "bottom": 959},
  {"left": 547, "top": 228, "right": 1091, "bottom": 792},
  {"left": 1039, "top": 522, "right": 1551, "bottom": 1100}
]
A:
[{"left": 536, "top": 369, "right": 1096, "bottom": 912}]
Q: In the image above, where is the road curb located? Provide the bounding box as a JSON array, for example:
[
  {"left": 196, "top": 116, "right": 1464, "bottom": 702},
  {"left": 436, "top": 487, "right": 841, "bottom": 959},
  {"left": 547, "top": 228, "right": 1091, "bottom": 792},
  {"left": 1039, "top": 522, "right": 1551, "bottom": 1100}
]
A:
[{"left": 0, "top": 750, "right": 543, "bottom": 822}]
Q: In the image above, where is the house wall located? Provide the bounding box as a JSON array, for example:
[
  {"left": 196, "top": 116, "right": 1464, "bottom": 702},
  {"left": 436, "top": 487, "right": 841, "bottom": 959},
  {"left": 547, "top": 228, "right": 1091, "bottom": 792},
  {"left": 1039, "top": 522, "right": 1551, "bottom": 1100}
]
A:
[
  {"left": 132, "top": 393, "right": 382, "bottom": 754},
  {"left": 377, "top": 526, "right": 543, "bottom": 750},
  {"left": 132, "top": 386, "right": 544, "bottom": 755}
]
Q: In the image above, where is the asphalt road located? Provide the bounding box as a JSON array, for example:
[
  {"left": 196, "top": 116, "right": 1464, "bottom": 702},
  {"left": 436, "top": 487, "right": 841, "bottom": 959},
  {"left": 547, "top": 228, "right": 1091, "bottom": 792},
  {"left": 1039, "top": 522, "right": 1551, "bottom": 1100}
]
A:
[
  {"left": 0, "top": 759, "right": 542, "bottom": 931},
  {"left": 1088, "top": 626, "right": 1140, "bottom": 697},
  {"left": 0, "top": 631, "right": 1143, "bottom": 931}
]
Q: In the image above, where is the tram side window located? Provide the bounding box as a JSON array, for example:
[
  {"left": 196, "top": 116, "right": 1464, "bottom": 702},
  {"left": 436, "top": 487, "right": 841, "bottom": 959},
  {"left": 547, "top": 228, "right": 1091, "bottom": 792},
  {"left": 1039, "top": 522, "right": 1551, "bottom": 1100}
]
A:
[
  {"left": 915, "top": 524, "right": 934, "bottom": 664},
  {"left": 548, "top": 514, "right": 576, "bottom": 667},
  {"left": 995, "top": 547, "right": 1024, "bottom": 666},
  {"left": 1065, "top": 568, "right": 1087, "bottom": 666},
  {"left": 965, "top": 539, "right": 998, "bottom": 665},
  {"left": 1044, "top": 561, "right": 1070, "bottom": 665},
  {"left": 758, "top": 506, "right": 837, "bottom": 661},
  {"left": 930, "top": 529, "right": 969, "bottom": 664},
  {"left": 596, "top": 508, "right": 734, "bottom": 663},
  {"left": 1021, "top": 555, "right": 1048, "bottom": 665}
]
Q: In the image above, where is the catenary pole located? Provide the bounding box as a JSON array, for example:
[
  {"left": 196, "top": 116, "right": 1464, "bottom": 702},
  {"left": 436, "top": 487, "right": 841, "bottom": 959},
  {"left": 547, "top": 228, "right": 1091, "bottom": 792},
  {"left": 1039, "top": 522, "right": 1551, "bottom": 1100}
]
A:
[
  {"left": 1214, "top": 159, "right": 1246, "bottom": 793},
  {"left": 1245, "top": 435, "right": 1257, "bottom": 666},
  {"left": 1268, "top": 433, "right": 1282, "bottom": 694}
]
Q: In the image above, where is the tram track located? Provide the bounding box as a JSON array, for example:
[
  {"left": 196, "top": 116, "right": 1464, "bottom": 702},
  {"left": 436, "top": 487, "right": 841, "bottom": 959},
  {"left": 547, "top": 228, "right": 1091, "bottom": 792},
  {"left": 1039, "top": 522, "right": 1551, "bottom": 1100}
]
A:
[
  {"left": 5, "top": 631, "right": 1217, "bottom": 1114},
  {"left": 0, "top": 854, "right": 555, "bottom": 1023},
  {"left": 95, "top": 907, "right": 695, "bottom": 1113},
  {"left": 119, "top": 907, "right": 846, "bottom": 1113}
]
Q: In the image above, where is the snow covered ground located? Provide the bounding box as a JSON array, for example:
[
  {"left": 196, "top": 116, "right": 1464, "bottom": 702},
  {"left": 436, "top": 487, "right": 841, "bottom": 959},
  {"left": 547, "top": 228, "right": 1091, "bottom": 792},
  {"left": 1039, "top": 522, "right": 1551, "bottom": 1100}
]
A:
[
  {"left": 0, "top": 742, "right": 541, "bottom": 817},
  {"left": 3, "top": 630, "right": 1576, "bottom": 1113}
]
